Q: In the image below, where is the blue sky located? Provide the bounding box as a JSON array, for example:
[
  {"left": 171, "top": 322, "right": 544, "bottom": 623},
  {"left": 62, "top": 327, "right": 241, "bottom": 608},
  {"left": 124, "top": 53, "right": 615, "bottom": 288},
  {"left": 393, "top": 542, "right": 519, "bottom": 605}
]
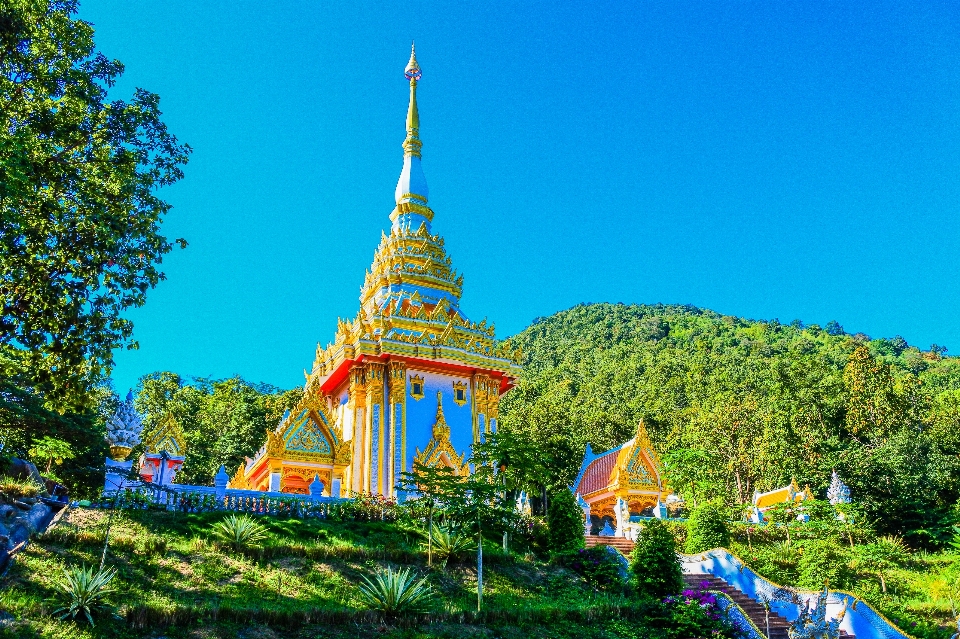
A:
[{"left": 79, "top": 1, "right": 960, "bottom": 394}]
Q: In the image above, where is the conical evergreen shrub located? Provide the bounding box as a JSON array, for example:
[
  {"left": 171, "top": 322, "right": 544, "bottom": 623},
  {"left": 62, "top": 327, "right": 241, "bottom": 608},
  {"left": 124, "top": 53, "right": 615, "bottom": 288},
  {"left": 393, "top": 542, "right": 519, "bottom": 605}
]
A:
[
  {"left": 684, "top": 502, "right": 730, "bottom": 553},
  {"left": 547, "top": 488, "right": 585, "bottom": 553},
  {"left": 629, "top": 518, "right": 683, "bottom": 599}
]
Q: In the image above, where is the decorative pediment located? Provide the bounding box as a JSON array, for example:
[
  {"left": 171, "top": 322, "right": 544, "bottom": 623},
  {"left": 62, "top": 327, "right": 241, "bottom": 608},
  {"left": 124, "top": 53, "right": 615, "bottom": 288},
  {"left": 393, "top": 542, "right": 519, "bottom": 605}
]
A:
[
  {"left": 143, "top": 413, "right": 186, "bottom": 457},
  {"left": 611, "top": 420, "right": 663, "bottom": 492},
  {"left": 413, "top": 392, "right": 468, "bottom": 475}
]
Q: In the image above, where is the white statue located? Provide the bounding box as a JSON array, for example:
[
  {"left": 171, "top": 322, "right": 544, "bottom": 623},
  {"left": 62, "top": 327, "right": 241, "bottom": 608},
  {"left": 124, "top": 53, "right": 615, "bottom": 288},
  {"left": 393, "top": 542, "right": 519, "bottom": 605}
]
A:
[
  {"left": 576, "top": 493, "right": 591, "bottom": 535},
  {"left": 827, "top": 470, "right": 851, "bottom": 505},
  {"left": 106, "top": 390, "right": 143, "bottom": 458},
  {"left": 614, "top": 497, "right": 630, "bottom": 538},
  {"left": 788, "top": 587, "right": 847, "bottom": 639}
]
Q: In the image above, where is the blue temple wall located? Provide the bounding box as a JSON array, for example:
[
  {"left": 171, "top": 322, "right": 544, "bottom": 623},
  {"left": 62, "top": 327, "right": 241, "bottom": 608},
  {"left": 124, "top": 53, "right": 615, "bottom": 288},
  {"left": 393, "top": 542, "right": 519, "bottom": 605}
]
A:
[{"left": 403, "top": 368, "right": 474, "bottom": 472}]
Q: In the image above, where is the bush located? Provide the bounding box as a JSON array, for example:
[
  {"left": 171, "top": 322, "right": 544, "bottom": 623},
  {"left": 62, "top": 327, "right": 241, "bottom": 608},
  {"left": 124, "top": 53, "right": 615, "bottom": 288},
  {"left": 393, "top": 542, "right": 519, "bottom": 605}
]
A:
[
  {"left": 664, "top": 579, "right": 742, "bottom": 638},
  {"left": 685, "top": 502, "right": 730, "bottom": 553},
  {"left": 419, "top": 523, "right": 473, "bottom": 566},
  {"left": 556, "top": 546, "right": 625, "bottom": 591},
  {"left": 797, "top": 539, "right": 852, "bottom": 590},
  {"left": 547, "top": 488, "right": 585, "bottom": 553},
  {"left": 52, "top": 565, "right": 117, "bottom": 626},
  {"left": 211, "top": 514, "right": 268, "bottom": 552},
  {"left": 630, "top": 518, "right": 684, "bottom": 598},
  {"left": 357, "top": 566, "right": 434, "bottom": 613}
]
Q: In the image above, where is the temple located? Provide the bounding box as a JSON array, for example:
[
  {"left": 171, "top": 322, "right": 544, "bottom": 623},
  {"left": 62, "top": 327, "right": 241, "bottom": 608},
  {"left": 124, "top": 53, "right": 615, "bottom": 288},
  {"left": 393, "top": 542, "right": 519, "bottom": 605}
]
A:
[
  {"left": 572, "top": 421, "right": 673, "bottom": 534},
  {"left": 231, "top": 45, "right": 522, "bottom": 496}
]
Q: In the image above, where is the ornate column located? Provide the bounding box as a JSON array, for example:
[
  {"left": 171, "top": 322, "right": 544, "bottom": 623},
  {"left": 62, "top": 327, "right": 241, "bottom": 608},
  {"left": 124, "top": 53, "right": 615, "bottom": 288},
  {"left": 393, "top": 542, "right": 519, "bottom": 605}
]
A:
[
  {"left": 487, "top": 382, "right": 500, "bottom": 434},
  {"left": 472, "top": 373, "right": 491, "bottom": 444},
  {"left": 365, "top": 362, "right": 386, "bottom": 495},
  {"left": 347, "top": 365, "right": 367, "bottom": 494},
  {"left": 388, "top": 361, "right": 407, "bottom": 496}
]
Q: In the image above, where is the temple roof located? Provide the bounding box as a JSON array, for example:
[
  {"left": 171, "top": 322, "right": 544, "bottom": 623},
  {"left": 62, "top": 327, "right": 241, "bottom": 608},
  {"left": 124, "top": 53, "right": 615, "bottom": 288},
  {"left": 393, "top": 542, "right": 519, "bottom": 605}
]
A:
[{"left": 573, "top": 420, "right": 667, "bottom": 498}]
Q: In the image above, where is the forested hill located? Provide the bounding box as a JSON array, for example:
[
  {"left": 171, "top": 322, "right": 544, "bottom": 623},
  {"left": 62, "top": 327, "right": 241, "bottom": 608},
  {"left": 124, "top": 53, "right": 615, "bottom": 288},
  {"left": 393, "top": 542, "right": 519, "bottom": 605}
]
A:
[{"left": 498, "top": 303, "right": 960, "bottom": 544}]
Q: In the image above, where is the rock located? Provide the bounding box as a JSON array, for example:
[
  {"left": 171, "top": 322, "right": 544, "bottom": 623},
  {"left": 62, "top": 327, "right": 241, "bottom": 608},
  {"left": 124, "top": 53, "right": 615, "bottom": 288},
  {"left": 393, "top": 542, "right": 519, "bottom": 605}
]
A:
[
  {"left": 5, "top": 459, "right": 44, "bottom": 487},
  {"left": 0, "top": 611, "right": 14, "bottom": 628}
]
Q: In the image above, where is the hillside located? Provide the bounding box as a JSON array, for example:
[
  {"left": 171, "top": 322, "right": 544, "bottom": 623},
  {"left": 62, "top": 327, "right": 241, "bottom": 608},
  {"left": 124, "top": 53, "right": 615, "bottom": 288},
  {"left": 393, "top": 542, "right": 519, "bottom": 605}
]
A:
[
  {"left": 0, "top": 508, "right": 723, "bottom": 639},
  {"left": 499, "top": 303, "right": 960, "bottom": 546}
]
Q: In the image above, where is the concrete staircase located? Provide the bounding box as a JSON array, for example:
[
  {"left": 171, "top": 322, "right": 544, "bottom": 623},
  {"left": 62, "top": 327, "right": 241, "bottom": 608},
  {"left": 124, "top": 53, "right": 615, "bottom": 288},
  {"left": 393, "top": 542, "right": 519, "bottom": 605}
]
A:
[
  {"left": 585, "top": 535, "right": 634, "bottom": 555},
  {"left": 684, "top": 574, "right": 791, "bottom": 638},
  {"left": 586, "top": 537, "right": 855, "bottom": 639}
]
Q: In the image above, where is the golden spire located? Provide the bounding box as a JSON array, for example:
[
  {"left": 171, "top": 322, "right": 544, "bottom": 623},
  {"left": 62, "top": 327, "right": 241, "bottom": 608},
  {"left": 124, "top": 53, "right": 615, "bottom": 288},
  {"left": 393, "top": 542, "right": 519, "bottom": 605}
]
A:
[{"left": 403, "top": 42, "right": 422, "bottom": 158}]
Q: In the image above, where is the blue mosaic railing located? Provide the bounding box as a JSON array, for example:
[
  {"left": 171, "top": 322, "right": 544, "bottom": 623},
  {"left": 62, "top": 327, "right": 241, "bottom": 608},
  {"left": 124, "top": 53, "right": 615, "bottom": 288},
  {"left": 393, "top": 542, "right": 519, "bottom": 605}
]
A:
[{"left": 682, "top": 548, "right": 916, "bottom": 639}]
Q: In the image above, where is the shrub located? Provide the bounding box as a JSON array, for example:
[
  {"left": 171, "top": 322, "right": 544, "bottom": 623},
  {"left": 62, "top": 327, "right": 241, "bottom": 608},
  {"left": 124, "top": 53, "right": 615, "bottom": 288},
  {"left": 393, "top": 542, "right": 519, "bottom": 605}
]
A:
[
  {"left": 556, "top": 546, "right": 625, "bottom": 591},
  {"left": 797, "top": 539, "right": 852, "bottom": 590},
  {"left": 684, "top": 501, "right": 730, "bottom": 553},
  {"left": 419, "top": 523, "right": 473, "bottom": 566},
  {"left": 630, "top": 518, "right": 684, "bottom": 599},
  {"left": 547, "top": 488, "right": 585, "bottom": 553},
  {"left": 357, "top": 566, "right": 434, "bottom": 613},
  {"left": 211, "top": 514, "right": 269, "bottom": 552},
  {"left": 52, "top": 565, "right": 117, "bottom": 626}
]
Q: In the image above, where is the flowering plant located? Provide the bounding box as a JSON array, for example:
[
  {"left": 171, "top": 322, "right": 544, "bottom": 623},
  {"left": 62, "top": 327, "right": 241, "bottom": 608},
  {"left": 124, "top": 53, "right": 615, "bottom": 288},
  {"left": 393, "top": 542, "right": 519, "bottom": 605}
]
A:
[{"left": 662, "top": 581, "right": 746, "bottom": 638}]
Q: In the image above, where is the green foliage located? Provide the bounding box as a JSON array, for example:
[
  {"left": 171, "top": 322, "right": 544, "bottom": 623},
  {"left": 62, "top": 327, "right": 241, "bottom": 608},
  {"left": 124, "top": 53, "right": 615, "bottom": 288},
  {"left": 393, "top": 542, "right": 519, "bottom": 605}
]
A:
[
  {"left": 211, "top": 514, "right": 269, "bottom": 552},
  {"left": 685, "top": 501, "right": 730, "bottom": 553},
  {"left": 28, "top": 436, "right": 75, "bottom": 475},
  {"left": 418, "top": 523, "right": 473, "bottom": 566},
  {"left": 0, "top": 0, "right": 190, "bottom": 405},
  {"left": 133, "top": 373, "right": 300, "bottom": 484},
  {"left": 356, "top": 566, "right": 435, "bottom": 614},
  {"left": 630, "top": 518, "right": 684, "bottom": 599},
  {"left": 546, "top": 488, "right": 585, "bottom": 553},
  {"left": 52, "top": 564, "right": 117, "bottom": 626},
  {"left": 555, "top": 546, "right": 625, "bottom": 591},
  {"left": 796, "top": 539, "right": 852, "bottom": 590},
  {"left": 498, "top": 303, "right": 960, "bottom": 546}
]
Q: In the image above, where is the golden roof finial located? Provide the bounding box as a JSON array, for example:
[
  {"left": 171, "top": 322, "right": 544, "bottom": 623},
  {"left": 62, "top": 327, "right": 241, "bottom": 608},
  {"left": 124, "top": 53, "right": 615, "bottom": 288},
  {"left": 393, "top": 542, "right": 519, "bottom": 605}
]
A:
[{"left": 402, "top": 41, "right": 422, "bottom": 158}]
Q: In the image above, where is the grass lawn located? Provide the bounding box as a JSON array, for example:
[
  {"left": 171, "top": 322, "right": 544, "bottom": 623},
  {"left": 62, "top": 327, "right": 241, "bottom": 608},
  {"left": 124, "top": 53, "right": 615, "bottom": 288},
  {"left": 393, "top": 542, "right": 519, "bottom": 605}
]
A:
[{"left": 0, "top": 508, "right": 697, "bottom": 639}]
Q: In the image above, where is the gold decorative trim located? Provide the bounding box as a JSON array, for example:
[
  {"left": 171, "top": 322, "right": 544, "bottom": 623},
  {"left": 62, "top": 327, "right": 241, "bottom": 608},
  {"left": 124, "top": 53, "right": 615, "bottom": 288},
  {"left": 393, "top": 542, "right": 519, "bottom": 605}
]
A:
[{"left": 143, "top": 412, "right": 186, "bottom": 457}]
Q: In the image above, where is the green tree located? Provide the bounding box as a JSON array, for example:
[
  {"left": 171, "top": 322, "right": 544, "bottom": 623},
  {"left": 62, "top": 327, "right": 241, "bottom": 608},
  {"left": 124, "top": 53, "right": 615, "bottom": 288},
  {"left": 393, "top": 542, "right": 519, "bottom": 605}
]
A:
[
  {"left": 0, "top": 0, "right": 190, "bottom": 407},
  {"left": 685, "top": 501, "right": 731, "bottom": 553},
  {"left": 630, "top": 518, "right": 683, "bottom": 599},
  {"left": 546, "top": 488, "right": 585, "bottom": 553},
  {"left": 28, "top": 436, "right": 74, "bottom": 474}
]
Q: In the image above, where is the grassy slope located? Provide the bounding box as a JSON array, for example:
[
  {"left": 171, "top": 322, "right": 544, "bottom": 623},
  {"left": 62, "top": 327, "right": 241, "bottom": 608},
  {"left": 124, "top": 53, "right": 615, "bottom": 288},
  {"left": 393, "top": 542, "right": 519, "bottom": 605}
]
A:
[{"left": 0, "top": 509, "right": 667, "bottom": 639}]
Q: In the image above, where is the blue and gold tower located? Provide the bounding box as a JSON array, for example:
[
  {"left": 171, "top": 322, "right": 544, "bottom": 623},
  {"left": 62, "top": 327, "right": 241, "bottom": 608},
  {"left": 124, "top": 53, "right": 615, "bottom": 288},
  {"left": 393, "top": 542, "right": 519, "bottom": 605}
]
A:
[{"left": 233, "top": 46, "right": 522, "bottom": 496}]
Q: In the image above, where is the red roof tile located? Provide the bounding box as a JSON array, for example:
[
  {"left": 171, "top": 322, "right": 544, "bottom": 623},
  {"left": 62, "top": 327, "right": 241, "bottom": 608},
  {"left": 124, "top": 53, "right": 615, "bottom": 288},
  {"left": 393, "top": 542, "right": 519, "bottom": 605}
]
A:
[{"left": 576, "top": 450, "right": 619, "bottom": 496}]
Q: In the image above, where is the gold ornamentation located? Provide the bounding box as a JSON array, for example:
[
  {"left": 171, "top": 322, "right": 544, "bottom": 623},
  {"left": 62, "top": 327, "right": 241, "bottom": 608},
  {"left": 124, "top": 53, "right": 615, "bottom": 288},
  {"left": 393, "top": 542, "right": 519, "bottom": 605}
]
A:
[
  {"left": 389, "top": 361, "right": 407, "bottom": 402},
  {"left": 143, "top": 413, "right": 186, "bottom": 456},
  {"left": 108, "top": 446, "right": 132, "bottom": 462},
  {"left": 412, "top": 392, "right": 468, "bottom": 474},
  {"left": 452, "top": 381, "right": 468, "bottom": 406},
  {"left": 409, "top": 374, "right": 425, "bottom": 400},
  {"left": 229, "top": 464, "right": 250, "bottom": 490}
]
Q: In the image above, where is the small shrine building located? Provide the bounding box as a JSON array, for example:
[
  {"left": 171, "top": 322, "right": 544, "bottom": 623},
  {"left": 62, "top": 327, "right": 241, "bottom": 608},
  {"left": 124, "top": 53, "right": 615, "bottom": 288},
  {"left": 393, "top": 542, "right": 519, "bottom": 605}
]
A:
[
  {"left": 572, "top": 421, "right": 673, "bottom": 533},
  {"left": 231, "top": 46, "right": 522, "bottom": 496}
]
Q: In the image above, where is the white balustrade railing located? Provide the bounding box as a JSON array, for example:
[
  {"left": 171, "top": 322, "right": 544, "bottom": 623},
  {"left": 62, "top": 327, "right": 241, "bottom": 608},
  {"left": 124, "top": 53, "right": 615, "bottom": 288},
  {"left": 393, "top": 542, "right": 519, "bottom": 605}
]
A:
[{"left": 682, "top": 548, "right": 914, "bottom": 639}]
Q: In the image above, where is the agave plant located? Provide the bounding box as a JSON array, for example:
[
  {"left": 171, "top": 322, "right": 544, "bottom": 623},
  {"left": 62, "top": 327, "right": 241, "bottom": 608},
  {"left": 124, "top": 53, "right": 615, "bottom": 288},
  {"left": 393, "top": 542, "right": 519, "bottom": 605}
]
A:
[
  {"left": 419, "top": 523, "right": 473, "bottom": 566},
  {"left": 357, "top": 566, "right": 435, "bottom": 613},
  {"left": 52, "top": 565, "right": 117, "bottom": 626},
  {"left": 211, "top": 514, "right": 269, "bottom": 551}
]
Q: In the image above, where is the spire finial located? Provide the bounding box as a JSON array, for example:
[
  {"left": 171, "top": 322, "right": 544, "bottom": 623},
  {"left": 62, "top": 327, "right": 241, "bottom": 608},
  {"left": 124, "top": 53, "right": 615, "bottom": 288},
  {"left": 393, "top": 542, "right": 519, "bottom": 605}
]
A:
[
  {"left": 402, "top": 42, "right": 422, "bottom": 157},
  {"left": 394, "top": 43, "right": 430, "bottom": 213}
]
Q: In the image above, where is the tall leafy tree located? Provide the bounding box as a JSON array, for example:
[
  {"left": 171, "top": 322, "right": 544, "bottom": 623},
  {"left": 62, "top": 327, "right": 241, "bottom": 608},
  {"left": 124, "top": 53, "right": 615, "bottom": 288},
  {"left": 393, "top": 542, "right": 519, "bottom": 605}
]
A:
[{"left": 0, "top": 0, "right": 190, "bottom": 408}]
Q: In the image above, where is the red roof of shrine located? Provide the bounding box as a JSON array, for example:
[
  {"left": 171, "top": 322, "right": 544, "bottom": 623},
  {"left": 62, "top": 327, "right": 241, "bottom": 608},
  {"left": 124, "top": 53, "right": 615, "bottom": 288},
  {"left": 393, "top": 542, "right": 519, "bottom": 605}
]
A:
[{"left": 575, "top": 449, "right": 619, "bottom": 496}]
